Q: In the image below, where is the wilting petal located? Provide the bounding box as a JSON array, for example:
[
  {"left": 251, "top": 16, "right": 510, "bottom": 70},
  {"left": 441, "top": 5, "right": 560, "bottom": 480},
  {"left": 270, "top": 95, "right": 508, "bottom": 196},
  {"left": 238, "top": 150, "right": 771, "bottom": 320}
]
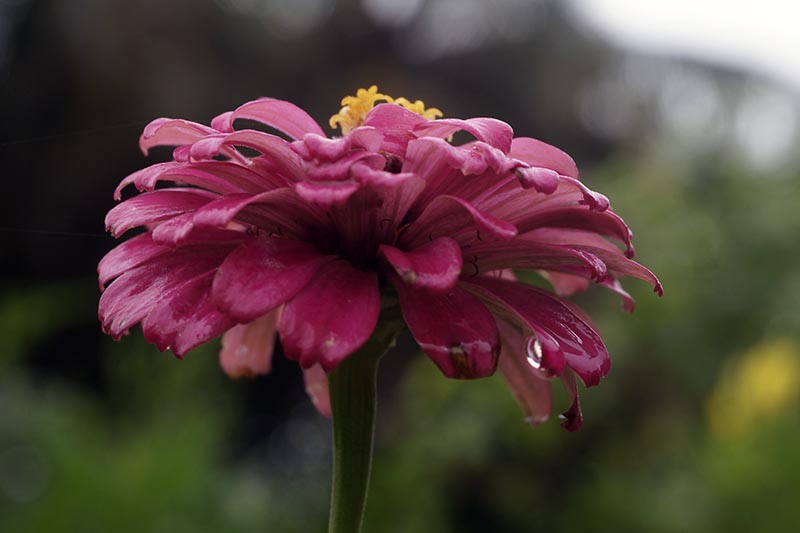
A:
[
  {"left": 141, "top": 272, "right": 235, "bottom": 357},
  {"left": 213, "top": 236, "right": 334, "bottom": 322},
  {"left": 105, "top": 189, "right": 218, "bottom": 237},
  {"left": 219, "top": 310, "right": 279, "bottom": 378},
  {"left": 463, "top": 276, "right": 610, "bottom": 387},
  {"left": 497, "top": 321, "right": 553, "bottom": 426},
  {"left": 509, "top": 137, "right": 579, "bottom": 179},
  {"left": 303, "top": 364, "right": 331, "bottom": 417},
  {"left": 380, "top": 237, "right": 462, "bottom": 292},
  {"left": 139, "top": 118, "right": 218, "bottom": 155},
  {"left": 211, "top": 98, "right": 325, "bottom": 139},
  {"left": 279, "top": 261, "right": 380, "bottom": 371},
  {"left": 414, "top": 117, "right": 514, "bottom": 153},
  {"left": 394, "top": 281, "right": 499, "bottom": 379}
]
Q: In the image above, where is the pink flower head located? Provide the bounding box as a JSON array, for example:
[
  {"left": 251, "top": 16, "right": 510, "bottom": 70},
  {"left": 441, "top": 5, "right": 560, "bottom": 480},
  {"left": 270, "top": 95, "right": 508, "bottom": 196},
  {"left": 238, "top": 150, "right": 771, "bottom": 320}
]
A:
[{"left": 98, "top": 86, "right": 661, "bottom": 429}]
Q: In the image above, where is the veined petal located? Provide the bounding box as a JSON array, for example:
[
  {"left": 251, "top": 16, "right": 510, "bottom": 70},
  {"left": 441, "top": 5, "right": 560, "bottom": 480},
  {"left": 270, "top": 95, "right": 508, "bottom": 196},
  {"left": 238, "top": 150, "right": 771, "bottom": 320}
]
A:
[
  {"left": 303, "top": 364, "right": 331, "bottom": 417},
  {"left": 219, "top": 310, "right": 279, "bottom": 378},
  {"left": 114, "top": 161, "right": 282, "bottom": 201},
  {"left": 141, "top": 271, "right": 235, "bottom": 357},
  {"left": 463, "top": 276, "right": 610, "bottom": 387},
  {"left": 414, "top": 117, "right": 514, "bottom": 153},
  {"left": 294, "top": 180, "right": 361, "bottom": 206},
  {"left": 510, "top": 137, "right": 580, "bottom": 179},
  {"left": 213, "top": 236, "right": 335, "bottom": 322},
  {"left": 402, "top": 194, "right": 518, "bottom": 247},
  {"left": 211, "top": 98, "right": 325, "bottom": 139},
  {"left": 187, "top": 130, "right": 304, "bottom": 180},
  {"left": 98, "top": 233, "right": 168, "bottom": 287},
  {"left": 139, "top": 118, "right": 218, "bottom": 155},
  {"left": 105, "top": 189, "right": 218, "bottom": 237},
  {"left": 279, "top": 261, "right": 380, "bottom": 371},
  {"left": 394, "top": 281, "right": 500, "bottom": 379},
  {"left": 99, "top": 245, "right": 234, "bottom": 339},
  {"left": 379, "top": 237, "right": 462, "bottom": 292},
  {"left": 498, "top": 321, "right": 553, "bottom": 426}
]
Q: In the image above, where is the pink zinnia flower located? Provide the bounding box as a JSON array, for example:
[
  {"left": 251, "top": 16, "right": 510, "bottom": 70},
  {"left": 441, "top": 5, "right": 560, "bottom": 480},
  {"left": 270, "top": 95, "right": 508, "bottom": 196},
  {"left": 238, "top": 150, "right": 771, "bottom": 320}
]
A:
[{"left": 98, "top": 86, "right": 661, "bottom": 430}]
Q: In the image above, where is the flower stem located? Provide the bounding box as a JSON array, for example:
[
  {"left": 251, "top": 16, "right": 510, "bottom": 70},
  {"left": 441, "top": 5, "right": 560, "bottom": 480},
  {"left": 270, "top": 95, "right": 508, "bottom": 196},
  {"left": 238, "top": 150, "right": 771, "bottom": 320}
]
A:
[{"left": 327, "top": 305, "right": 403, "bottom": 533}]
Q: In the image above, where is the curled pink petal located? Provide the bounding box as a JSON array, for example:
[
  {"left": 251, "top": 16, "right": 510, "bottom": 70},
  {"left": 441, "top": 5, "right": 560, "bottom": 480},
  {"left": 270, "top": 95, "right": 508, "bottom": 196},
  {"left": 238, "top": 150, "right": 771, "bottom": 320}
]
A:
[
  {"left": 211, "top": 98, "right": 325, "bottom": 139},
  {"left": 380, "top": 237, "right": 462, "bottom": 292},
  {"left": 139, "top": 118, "right": 218, "bottom": 155},
  {"left": 510, "top": 137, "right": 580, "bottom": 179},
  {"left": 414, "top": 117, "right": 514, "bottom": 153},
  {"left": 105, "top": 189, "right": 218, "bottom": 237}
]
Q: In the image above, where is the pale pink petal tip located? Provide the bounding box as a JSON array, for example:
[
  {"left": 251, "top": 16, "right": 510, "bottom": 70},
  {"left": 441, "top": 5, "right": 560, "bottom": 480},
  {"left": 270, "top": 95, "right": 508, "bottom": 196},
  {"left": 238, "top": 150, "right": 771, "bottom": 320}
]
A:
[
  {"left": 219, "top": 311, "right": 279, "bottom": 378},
  {"left": 303, "top": 365, "right": 332, "bottom": 418}
]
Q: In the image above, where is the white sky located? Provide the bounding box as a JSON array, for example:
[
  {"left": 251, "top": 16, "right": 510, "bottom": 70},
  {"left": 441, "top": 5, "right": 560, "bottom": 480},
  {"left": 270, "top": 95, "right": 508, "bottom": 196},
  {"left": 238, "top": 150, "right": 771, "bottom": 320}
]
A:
[{"left": 569, "top": 0, "right": 800, "bottom": 91}]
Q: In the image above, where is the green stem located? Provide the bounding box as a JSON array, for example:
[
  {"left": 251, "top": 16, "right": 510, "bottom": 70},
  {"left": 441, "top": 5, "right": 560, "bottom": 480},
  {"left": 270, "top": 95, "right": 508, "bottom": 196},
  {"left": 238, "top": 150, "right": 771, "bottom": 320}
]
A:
[{"left": 327, "top": 306, "right": 403, "bottom": 533}]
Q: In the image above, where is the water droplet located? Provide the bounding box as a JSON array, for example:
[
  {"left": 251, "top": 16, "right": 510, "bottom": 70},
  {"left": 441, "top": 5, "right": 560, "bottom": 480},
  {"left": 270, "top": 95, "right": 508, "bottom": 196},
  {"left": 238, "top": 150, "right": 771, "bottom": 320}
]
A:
[{"left": 525, "top": 336, "right": 543, "bottom": 369}]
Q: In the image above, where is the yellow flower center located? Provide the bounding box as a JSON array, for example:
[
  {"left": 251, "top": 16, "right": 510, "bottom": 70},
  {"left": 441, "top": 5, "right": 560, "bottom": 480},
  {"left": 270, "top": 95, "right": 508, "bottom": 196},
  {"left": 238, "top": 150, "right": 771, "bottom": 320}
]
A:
[{"left": 329, "top": 85, "right": 443, "bottom": 134}]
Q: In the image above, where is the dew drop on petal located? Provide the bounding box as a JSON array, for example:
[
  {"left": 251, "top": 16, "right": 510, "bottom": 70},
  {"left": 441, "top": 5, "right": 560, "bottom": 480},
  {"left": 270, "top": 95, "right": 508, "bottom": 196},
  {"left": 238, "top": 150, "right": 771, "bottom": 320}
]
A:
[{"left": 525, "top": 335, "right": 543, "bottom": 370}]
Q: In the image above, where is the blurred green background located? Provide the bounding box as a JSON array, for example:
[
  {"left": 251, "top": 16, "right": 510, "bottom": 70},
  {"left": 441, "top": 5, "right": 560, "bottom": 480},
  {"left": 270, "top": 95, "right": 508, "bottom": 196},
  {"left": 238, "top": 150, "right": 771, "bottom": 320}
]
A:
[{"left": 2, "top": 1, "right": 799, "bottom": 532}]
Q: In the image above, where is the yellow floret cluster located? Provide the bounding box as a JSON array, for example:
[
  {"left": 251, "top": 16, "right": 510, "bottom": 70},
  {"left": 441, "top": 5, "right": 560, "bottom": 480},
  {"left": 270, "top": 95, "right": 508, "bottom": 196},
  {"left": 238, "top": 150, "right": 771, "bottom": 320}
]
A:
[{"left": 330, "top": 85, "right": 443, "bottom": 134}]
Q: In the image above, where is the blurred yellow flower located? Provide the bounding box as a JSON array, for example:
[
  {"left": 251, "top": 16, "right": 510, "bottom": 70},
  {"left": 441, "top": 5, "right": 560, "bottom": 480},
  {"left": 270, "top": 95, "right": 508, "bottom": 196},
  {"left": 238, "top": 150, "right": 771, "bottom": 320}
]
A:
[{"left": 707, "top": 339, "right": 800, "bottom": 439}]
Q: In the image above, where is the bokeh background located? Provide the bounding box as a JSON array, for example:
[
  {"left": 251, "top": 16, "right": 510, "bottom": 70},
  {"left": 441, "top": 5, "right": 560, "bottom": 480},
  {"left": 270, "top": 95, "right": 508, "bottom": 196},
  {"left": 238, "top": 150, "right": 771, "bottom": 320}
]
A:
[{"left": 2, "top": 0, "right": 800, "bottom": 531}]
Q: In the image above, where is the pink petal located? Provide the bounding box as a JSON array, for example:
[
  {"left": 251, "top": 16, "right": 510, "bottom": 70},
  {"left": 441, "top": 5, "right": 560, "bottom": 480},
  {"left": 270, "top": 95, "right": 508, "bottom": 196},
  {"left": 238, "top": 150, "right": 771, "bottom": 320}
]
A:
[
  {"left": 513, "top": 166, "right": 560, "bottom": 194},
  {"left": 105, "top": 189, "right": 218, "bottom": 237},
  {"left": 219, "top": 310, "right": 279, "bottom": 378},
  {"left": 379, "top": 237, "right": 462, "bottom": 292},
  {"left": 414, "top": 117, "right": 514, "bottom": 153},
  {"left": 293, "top": 127, "right": 383, "bottom": 161},
  {"left": 141, "top": 272, "right": 235, "bottom": 357},
  {"left": 394, "top": 281, "right": 500, "bottom": 379},
  {"left": 303, "top": 364, "right": 331, "bottom": 417},
  {"left": 187, "top": 130, "right": 304, "bottom": 180},
  {"left": 509, "top": 137, "right": 580, "bottom": 179},
  {"left": 511, "top": 206, "right": 633, "bottom": 256},
  {"left": 362, "top": 103, "right": 428, "bottom": 157},
  {"left": 279, "top": 261, "right": 380, "bottom": 371},
  {"left": 294, "top": 180, "right": 361, "bottom": 206},
  {"left": 188, "top": 188, "right": 324, "bottom": 240},
  {"left": 139, "top": 118, "right": 218, "bottom": 155},
  {"left": 463, "top": 277, "right": 610, "bottom": 387},
  {"left": 559, "top": 369, "right": 583, "bottom": 432},
  {"left": 466, "top": 240, "right": 609, "bottom": 282},
  {"left": 99, "top": 245, "right": 234, "bottom": 339},
  {"left": 98, "top": 233, "right": 168, "bottom": 287},
  {"left": 497, "top": 321, "right": 552, "bottom": 426},
  {"left": 402, "top": 194, "right": 518, "bottom": 248},
  {"left": 114, "top": 161, "right": 279, "bottom": 201},
  {"left": 213, "top": 237, "right": 334, "bottom": 322},
  {"left": 211, "top": 98, "right": 325, "bottom": 140}
]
